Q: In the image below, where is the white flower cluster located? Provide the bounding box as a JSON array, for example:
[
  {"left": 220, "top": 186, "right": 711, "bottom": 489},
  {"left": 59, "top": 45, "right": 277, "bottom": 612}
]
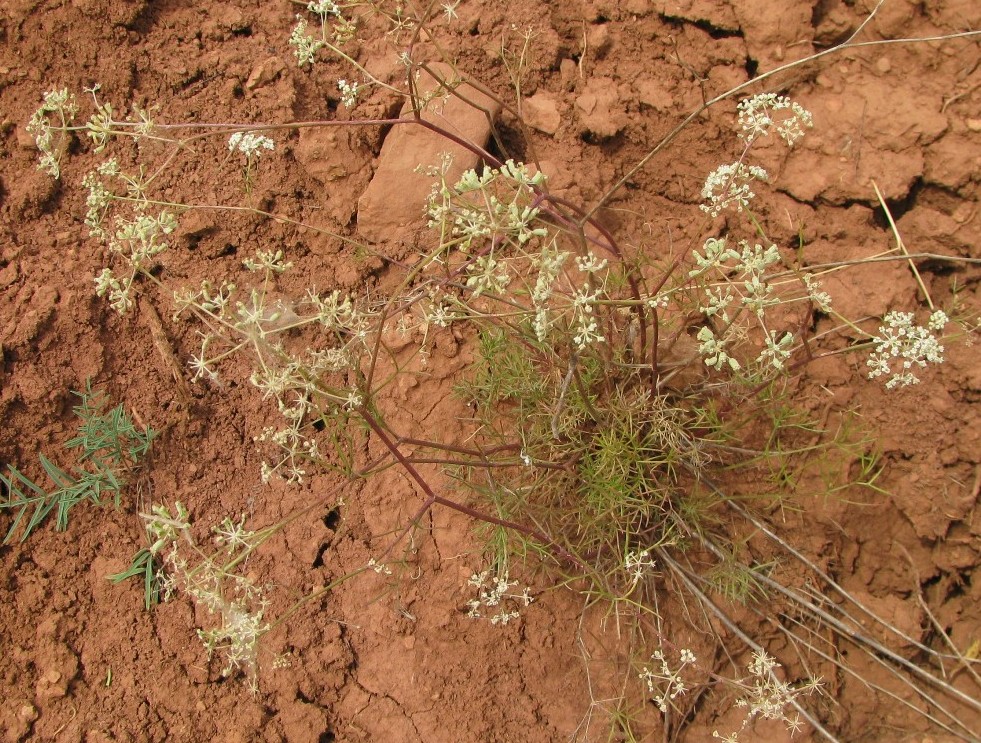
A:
[
  {"left": 81, "top": 158, "right": 122, "bottom": 239},
  {"left": 712, "top": 650, "right": 819, "bottom": 741},
  {"left": 192, "top": 572, "right": 269, "bottom": 689},
  {"left": 466, "top": 569, "right": 534, "bottom": 625},
  {"left": 289, "top": 16, "right": 326, "bottom": 66},
  {"left": 867, "top": 309, "right": 948, "bottom": 389},
  {"left": 213, "top": 514, "right": 255, "bottom": 554},
  {"left": 465, "top": 254, "right": 511, "bottom": 298},
  {"left": 624, "top": 547, "right": 657, "bottom": 588},
  {"left": 94, "top": 208, "right": 179, "bottom": 314},
  {"left": 307, "top": 0, "right": 339, "bottom": 14},
  {"left": 700, "top": 95, "right": 810, "bottom": 216},
  {"left": 424, "top": 292, "right": 457, "bottom": 328},
  {"left": 337, "top": 79, "right": 359, "bottom": 108},
  {"left": 572, "top": 283, "right": 605, "bottom": 349},
  {"left": 289, "top": 2, "right": 354, "bottom": 67},
  {"left": 700, "top": 162, "right": 769, "bottom": 218},
  {"left": 737, "top": 93, "right": 813, "bottom": 146},
  {"left": 531, "top": 247, "right": 570, "bottom": 341},
  {"left": 802, "top": 274, "right": 832, "bottom": 313},
  {"left": 142, "top": 503, "right": 270, "bottom": 692},
  {"left": 27, "top": 88, "right": 79, "bottom": 178},
  {"left": 228, "top": 131, "right": 274, "bottom": 159},
  {"left": 142, "top": 501, "right": 191, "bottom": 557},
  {"left": 173, "top": 267, "right": 367, "bottom": 485},
  {"left": 426, "top": 159, "right": 548, "bottom": 250},
  {"left": 243, "top": 249, "right": 292, "bottom": 274},
  {"left": 640, "top": 648, "right": 697, "bottom": 713},
  {"left": 697, "top": 326, "right": 739, "bottom": 372},
  {"left": 688, "top": 237, "right": 825, "bottom": 374},
  {"left": 575, "top": 252, "right": 608, "bottom": 274}
]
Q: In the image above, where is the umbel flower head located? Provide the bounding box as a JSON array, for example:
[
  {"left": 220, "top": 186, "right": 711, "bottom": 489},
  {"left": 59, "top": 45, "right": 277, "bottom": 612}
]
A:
[
  {"left": 700, "top": 163, "right": 769, "bottom": 218},
  {"left": 737, "top": 93, "right": 813, "bottom": 145},
  {"left": 228, "top": 131, "right": 275, "bottom": 159},
  {"left": 867, "top": 310, "right": 948, "bottom": 389}
]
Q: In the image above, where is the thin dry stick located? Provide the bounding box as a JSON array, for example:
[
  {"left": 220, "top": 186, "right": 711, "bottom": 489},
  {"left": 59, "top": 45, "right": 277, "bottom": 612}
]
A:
[
  {"left": 771, "top": 609, "right": 971, "bottom": 740},
  {"left": 715, "top": 504, "right": 981, "bottom": 716},
  {"left": 140, "top": 296, "right": 192, "bottom": 408},
  {"left": 754, "top": 575, "right": 977, "bottom": 739},
  {"left": 727, "top": 500, "right": 972, "bottom": 667},
  {"left": 872, "top": 180, "right": 935, "bottom": 309},
  {"left": 673, "top": 480, "right": 980, "bottom": 738},
  {"left": 654, "top": 548, "right": 838, "bottom": 743},
  {"left": 897, "top": 543, "right": 981, "bottom": 689}
]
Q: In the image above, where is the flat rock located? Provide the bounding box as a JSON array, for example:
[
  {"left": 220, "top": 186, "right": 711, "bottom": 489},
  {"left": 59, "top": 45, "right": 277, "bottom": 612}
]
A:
[
  {"left": 245, "top": 56, "right": 285, "bottom": 91},
  {"left": 657, "top": 0, "right": 738, "bottom": 31},
  {"left": 523, "top": 92, "right": 562, "bottom": 135},
  {"left": 357, "top": 63, "right": 501, "bottom": 245},
  {"left": 295, "top": 127, "right": 369, "bottom": 185}
]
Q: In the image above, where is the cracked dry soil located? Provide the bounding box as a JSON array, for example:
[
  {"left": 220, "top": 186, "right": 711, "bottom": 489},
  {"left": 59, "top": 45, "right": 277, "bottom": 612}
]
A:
[{"left": 1, "top": 0, "right": 980, "bottom": 741}]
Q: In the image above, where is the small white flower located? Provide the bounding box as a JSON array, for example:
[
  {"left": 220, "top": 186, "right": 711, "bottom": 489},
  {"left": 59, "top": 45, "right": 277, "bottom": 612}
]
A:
[
  {"left": 700, "top": 287, "right": 734, "bottom": 322},
  {"left": 466, "top": 568, "right": 531, "bottom": 625},
  {"left": 867, "top": 310, "right": 946, "bottom": 389},
  {"left": 757, "top": 330, "right": 794, "bottom": 371},
  {"left": 442, "top": 1, "right": 460, "bottom": 21},
  {"left": 289, "top": 16, "right": 325, "bottom": 66},
  {"left": 927, "top": 309, "right": 949, "bottom": 332},
  {"left": 696, "top": 327, "right": 740, "bottom": 372},
  {"left": 465, "top": 254, "right": 510, "bottom": 297},
  {"left": 574, "top": 316, "right": 604, "bottom": 349},
  {"left": 307, "top": 0, "right": 339, "bottom": 15},
  {"left": 337, "top": 79, "right": 359, "bottom": 108},
  {"left": 624, "top": 548, "right": 656, "bottom": 587},
  {"left": 803, "top": 274, "right": 832, "bottom": 312},
  {"left": 690, "top": 236, "right": 731, "bottom": 276},
  {"left": 737, "top": 93, "right": 813, "bottom": 145},
  {"left": 732, "top": 242, "right": 780, "bottom": 276},
  {"left": 228, "top": 131, "right": 274, "bottom": 159},
  {"left": 27, "top": 88, "right": 79, "bottom": 178},
  {"left": 639, "top": 647, "right": 697, "bottom": 713},
  {"left": 213, "top": 515, "right": 254, "bottom": 554},
  {"left": 243, "top": 249, "right": 292, "bottom": 273},
  {"left": 700, "top": 163, "right": 768, "bottom": 218},
  {"left": 575, "top": 252, "right": 608, "bottom": 274}
]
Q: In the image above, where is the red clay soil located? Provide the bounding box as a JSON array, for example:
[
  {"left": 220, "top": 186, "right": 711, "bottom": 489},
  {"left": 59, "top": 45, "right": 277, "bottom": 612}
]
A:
[{"left": 1, "top": 1, "right": 980, "bottom": 741}]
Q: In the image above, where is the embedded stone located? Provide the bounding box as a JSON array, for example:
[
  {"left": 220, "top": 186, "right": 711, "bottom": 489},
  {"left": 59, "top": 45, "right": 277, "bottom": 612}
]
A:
[
  {"left": 523, "top": 92, "right": 562, "bottom": 135},
  {"left": 357, "top": 63, "right": 501, "bottom": 245},
  {"left": 245, "top": 56, "right": 285, "bottom": 91}
]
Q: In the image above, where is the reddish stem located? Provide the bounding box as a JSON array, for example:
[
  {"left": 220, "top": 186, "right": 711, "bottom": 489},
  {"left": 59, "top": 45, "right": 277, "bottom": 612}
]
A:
[{"left": 357, "top": 407, "right": 582, "bottom": 567}]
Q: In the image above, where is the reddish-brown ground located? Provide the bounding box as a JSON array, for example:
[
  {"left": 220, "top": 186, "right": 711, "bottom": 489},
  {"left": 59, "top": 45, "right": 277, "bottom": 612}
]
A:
[{"left": 1, "top": 1, "right": 979, "bottom": 741}]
